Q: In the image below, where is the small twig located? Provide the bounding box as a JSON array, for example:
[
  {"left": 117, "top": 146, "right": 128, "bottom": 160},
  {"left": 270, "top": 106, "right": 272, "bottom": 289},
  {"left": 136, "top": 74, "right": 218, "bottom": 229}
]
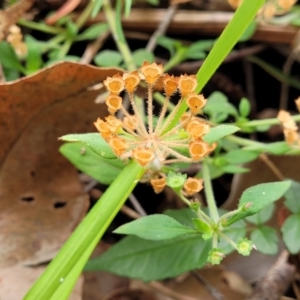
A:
[
  {"left": 279, "top": 50, "right": 297, "bottom": 110},
  {"left": 129, "top": 193, "right": 147, "bottom": 216},
  {"left": 83, "top": 178, "right": 98, "bottom": 193},
  {"left": 146, "top": 4, "right": 177, "bottom": 52},
  {"left": 259, "top": 153, "right": 285, "bottom": 181},
  {"left": 149, "top": 281, "right": 199, "bottom": 300},
  {"left": 191, "top": 271, "right": 223, "bottom": 300},
  {"left": 246, "top": 250, "right": 295, "bottom": 300},
  {"left": 120, "top": 205, "right": 141, "bottom": 219},
  {"left": 242, "top": 57, "right": 256, "bottom": 114},
  {"left": 80, "top": 30, "right": 110, "bottom": 64}
]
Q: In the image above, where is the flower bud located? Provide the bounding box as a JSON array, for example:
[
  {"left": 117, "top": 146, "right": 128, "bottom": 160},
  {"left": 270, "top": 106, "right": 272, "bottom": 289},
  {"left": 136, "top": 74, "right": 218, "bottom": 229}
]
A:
[
  {"left": 103, "top": 74, "right": 125, "bottom": 95},
  {"left": 150, "top": 177, "right": 166, "bottom": 194},
  {"left": 237, "top": 238, "right": 254, "bottom": 256},
  {"left": 132, "top": 148, "right": 155, "bottom": 166},
  {"left": 183, "top": 177, "right": 204, "bottom": 196},
  {"left": 207, "top": 248, "right": 225, "bottom": 265}
]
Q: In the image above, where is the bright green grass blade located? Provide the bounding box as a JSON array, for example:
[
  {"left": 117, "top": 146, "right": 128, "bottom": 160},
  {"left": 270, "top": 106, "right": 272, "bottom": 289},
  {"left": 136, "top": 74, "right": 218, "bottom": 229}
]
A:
[
  {"left": 165, "top": 0, "right": 265, "bottom": 132},
  {"left": 24, "top": 161, "right": 144, "bottom": 300}
]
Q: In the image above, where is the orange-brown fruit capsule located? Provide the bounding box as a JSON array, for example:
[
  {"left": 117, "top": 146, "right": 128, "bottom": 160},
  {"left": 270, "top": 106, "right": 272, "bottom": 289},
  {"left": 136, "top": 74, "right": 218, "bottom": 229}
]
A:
[
  {"left": 178, "top": 75, "right": 197, "bottom": 97},
  {"left": 262, "top": 3, "right": 276, "bottom": 19},
  {"left": 140, "top": 61, "right": 164, "bottom": 85},
  {"left": 183, "top": 177, "right": 204, "bottom": 196},
  {"left": 150, "top": 177, "right": 166, "bottom": 194},
  {"left": 180, "top": 113, "right": 193, "bottom": 129},
  {"left": 189, "top": 139, "right": 210, "bottom": 160},
  {"left": 186, "top": 120, "right": 210, "bottom": 139},
  {"left": 278, "top": 110, "right": 298, "bottom": 130},
  {"left": 106, "top": 94, "right": 122, "bottom": 114},
  {"left": 123, "top": 115, "right": 138, "bottom": 131},
  {"left": 109, "top": 136, "right": 128, "bottom": 156},
  {"left": 227, "top": 0, "right": 242, "bottom": 8},
  {"left": 103, "top": 74, "right": 125, "bottom": 95},
  {"left": 105, "top": 115, "right": 122, "bottom": 132},
  {"left": 132, "top": 147, "right": 155, "bottom": 166},
  {"left": 186, "top": 93, "right": 207, "bottom": 114},
  {"left": 278, "top": 0, "right": 296, "bottom": 11},
  {"left": 163, "top": 74, "right": 178, "bottom": 97},
  {"left": 284, "top": 128, "right": 299, "bottom": 145},
  {"left": 94, "top": 118, "right": 113, "bottom": 141},
  {"left": 123, "top": 71, "right": 140, "bottom": 93},
  {"left": 209, "top": 142, "right": 217, "bottom": 153}
]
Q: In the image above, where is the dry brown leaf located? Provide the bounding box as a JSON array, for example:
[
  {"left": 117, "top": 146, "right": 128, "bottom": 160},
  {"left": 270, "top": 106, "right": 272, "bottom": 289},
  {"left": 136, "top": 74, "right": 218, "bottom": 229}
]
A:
[
  {"left": 0, "top": 0, "right": 34, "bottom": 41},
  {"left": 0, "top": 62, "right": 123, "bottom": 267},
  {"left": 0, "top": 265, "right": 83, "bottom": 300}
]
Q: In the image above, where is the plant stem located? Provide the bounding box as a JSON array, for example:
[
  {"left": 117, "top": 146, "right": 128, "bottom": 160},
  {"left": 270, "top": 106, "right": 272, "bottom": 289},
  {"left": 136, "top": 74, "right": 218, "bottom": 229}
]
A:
[
  {"left": 154, "top": 92, "right": 175, "bottom": 111},
  {"left": 103, "top": 0, "right": 135, "bottom": 71},
  {"left": 226, "top": 135, "right": 264, "bottom": 147},
  {"left": 202, "top": 159, "right": 219, "bottom": 223},
  {"left": 241, "top": 114, "right": 300, "bottom": 127},
  {"left": 18, "top": 19, "right": 64, "bottom": 34},
  {"left": 75, "top": 0, "right": 95, "bottom": 29},
  {"left": 163, "top": 48, "right": 186, "bottom": 72}
]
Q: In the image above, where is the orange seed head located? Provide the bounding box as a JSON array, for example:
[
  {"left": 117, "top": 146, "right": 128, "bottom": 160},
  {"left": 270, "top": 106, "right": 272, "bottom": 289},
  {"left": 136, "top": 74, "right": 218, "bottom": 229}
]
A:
[
  {"left": 140, "top": 61, "right": 164, "bottom": 85},
  {"left": 183, "top": 177, "right": 204, "bottom": 196},
  {"left": 189, "top": 139, "right": 210, "bottom": 160},
  {"left": 106, "top": 94, "right": 122, "bottom": 114},
  {"left": 109, "top": 136, "right": 128, "bottom": 156},
  {"left": 163, "top": 74, "right": 178, "bottom": 97},
  {"left": 150, "top": 177, "right": 167, "bottom": 194},
  {"left": 123, "top": 71, "right": 140, "bottom": 93},
  {"left": 178, "top": 75, "right": 197, "bottom": 97},
  {"left": 103, "top": 74, "right": 125, "bottom": 95},
  {"left": 132, "top": 148, "right": 155, "bottom": 166},
  {"left": 186, "top": 93, "right": 207, "bottom": 114}
]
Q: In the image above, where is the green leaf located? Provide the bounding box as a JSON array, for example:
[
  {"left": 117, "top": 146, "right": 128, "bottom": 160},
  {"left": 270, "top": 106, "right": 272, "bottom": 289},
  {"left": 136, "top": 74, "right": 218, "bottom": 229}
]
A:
[
  {"left": 164, "top": 208, "right": 195, "bottom": 227},
  {"left": 0, "top": 42, "right": 26, "bottom": 73},
  {"left": 91, "top": 0, "right": 104, "bottom": 18},
  {"left": 251, "top": 226, "right": 278, "bottom": 255},
  {"left": 239, "top": 97, "right": 251, "bottom": 117},
  {"left": 25, "top": 35, "right": 43, "bottom": 73},
  {"left": 192, "top": 218, "right": 212, "bottom": 240},
  {"left": 284, "top": 180, "right": 300, "bottom": 214},
  {"left": 222, "top": 149, "right": 259, "bottom": 164},
  {"left": 243, "top": 141, "right": 290, "bottom": 155},
  {"left": 246, "top": 203, "right": 275, "bottom": 225},
  {"left": 238, "top": 21, "right": 257, "bottom": 42},
  {"left": 59, "top": 143, "right": 124, "bottom": 185},
  {"left": 156, "top": 36, "right": 179, "bottom": 57},
  {"left": 203, "top": 125, "right": 240, "bottom": 144},
  {"left": 227, "top": 181, "right": 291, "bottom": 225},
  {"left": 204, "top": 92, "right": 238, "bottom": 123},
  {"left": 2, "top": 65, "right": 20, "bottom": 81},
  {"left": 94, "top": 50, "right": 123, "bottom": 67},
  {"left": 65, "top": 20, "right": 78, "bottom": 39},
  {"left": 114, "top": 214, "right": 198, "bottom": 240},
  {"left": 281, "top": 214, "right": 300, "bottom": 254},
  {"left": 59, "top": 133, "right": 117, "bottom": 159},
  {"left": 76, "top": 23, "right": 109, "bottom": 41},
  {"left": 221, "top": 164, "right": 249, "bottom": 174},
  {"left": 85, "top": 234, "right": 210, "bottom": 281},
  {"left": 132, "top": 49, "right": 154, "bottom": 67}
]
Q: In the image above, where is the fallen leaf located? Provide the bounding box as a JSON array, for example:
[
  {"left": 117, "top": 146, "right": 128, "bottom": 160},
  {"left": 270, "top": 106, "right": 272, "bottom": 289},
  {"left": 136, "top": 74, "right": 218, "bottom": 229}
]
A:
[
  {"left": 0, "top": 62, "right": 122, "bottom": 267},
  {"left": 0, "top": 265, "right": 83, "bottom": 300}
]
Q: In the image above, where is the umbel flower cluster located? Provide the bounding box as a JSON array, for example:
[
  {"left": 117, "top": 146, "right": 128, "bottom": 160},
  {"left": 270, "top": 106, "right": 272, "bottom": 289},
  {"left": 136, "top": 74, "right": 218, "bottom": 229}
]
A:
[{"left": 94, "top": 62, "right": 214, "bottom": 194}]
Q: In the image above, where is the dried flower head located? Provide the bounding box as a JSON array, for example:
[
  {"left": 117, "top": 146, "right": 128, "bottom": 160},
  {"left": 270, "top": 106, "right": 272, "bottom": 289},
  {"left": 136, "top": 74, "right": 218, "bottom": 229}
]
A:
[
  {"left": 150, "top": 177, "right": 167, "bottom": 194},
  {"left": 123, "top": 71, "right": 140, "bottom": 93},
  {"left": 103, "top": 74, "right": 124, "bottom": 95},
  {"left": 140, "top": 61, "right": 164, "bottom": 85},
  {"left": 95, "top": 62, "right": 214, "bottom": 168},
  {"left": 277, "top": 109, "right": 299, "bottom": 145},
  {"left": 183, "top": 177, "right": 204, "bottom": 196},
  {"left": 278, "top": 0, "right": 297, "bottom": 11}
]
